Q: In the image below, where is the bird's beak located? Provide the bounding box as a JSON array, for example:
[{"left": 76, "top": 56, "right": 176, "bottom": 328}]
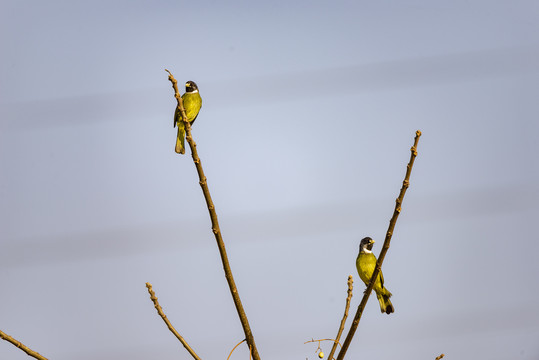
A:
[{"left": 370, "top": 239, "right": 375, "bottom": 244}]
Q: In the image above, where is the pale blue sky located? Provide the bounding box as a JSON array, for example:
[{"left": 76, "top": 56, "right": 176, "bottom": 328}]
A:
[{"left": 1, "top": 1, "right": 539, "bottom": 359}]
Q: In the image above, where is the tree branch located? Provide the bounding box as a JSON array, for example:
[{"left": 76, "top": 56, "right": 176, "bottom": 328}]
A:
[
  {"left": 327, "top": 275, "right": 353, "bottom": 360},
  {"left": 0, "top": 329, "right": 48, "bottom": 360},
  {"left": 336, "top": 130, "right": 422, "bottom": 360},
  {"left": 165, "top": 69, "right": 261, "bottom": 360},
  {"left": 145, "top": 282, "right": 202, "bottom": 360}
]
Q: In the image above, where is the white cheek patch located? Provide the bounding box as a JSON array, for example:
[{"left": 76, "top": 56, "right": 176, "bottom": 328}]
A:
[{"left": 362, "top": 247, "right": 372, "bottom": 254}]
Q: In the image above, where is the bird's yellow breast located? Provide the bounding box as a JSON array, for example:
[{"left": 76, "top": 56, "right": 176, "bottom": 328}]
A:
[
  {"left": 356, "top": 252, "right": 384, "bottom": 292},
  {"left": 181, "top": 92, "right": 202, "bottom": 123}
]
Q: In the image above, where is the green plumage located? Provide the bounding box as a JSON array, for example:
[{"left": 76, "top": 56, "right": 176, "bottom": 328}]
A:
[
  {"left": 174, "top": 81, "right": 202, "bottom": 154},
  {"left": 356, "top": 237, "right": 394, "bottom": 314}
]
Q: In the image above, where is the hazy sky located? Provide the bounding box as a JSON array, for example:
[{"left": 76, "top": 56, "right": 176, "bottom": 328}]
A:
[{"left": 1, "top": 1, "right": 539, "bottom": 359}]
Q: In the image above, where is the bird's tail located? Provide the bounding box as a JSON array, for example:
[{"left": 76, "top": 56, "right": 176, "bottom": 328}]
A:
[
  {"left": 376, "top": 288, "right": 394, "bottom": 315},
  {"left": 175, "top": 124, "right": 186, "bottom": 154}
]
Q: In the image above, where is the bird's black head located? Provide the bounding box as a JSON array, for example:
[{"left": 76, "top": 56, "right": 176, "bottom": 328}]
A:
[
  {"left": 185, "top": 81, "right": 199, "bottom": 93},
  {"left": 360, "top": 237, "right": 375, "bottom": 252}
]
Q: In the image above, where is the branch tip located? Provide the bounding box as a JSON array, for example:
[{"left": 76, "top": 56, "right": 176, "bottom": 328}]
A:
[
  {"left": 327, "top": 275, "right": 354, "bottom": 360},
  {"left": 146, "top": 282, "right": 202, "bottom": 360}
]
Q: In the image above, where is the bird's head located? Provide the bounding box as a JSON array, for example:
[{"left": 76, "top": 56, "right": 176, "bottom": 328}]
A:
[
  {"left": 359, "top": 237, "right": 375, "bottom": 253},
  {"left": 185, "top": 81, "right": 199, "bottom": 93}
]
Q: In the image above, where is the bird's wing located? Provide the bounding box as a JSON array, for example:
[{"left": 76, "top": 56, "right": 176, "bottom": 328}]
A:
[
  {"left": 174, "top": 107, "right": 180, "bottom": 128},
  {"left": 191, "top": 97, "right": 202, "bottom": 125}
]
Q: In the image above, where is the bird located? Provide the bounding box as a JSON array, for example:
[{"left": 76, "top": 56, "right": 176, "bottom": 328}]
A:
[
  {"left": 356, "top": 237, "right": 394, "bottom": 314},
  {"left": 174, "top": 80, "right": 202, "bottom": 154}
]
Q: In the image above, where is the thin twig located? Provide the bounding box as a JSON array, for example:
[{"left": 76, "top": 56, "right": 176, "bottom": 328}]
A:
[
  {"left": 336, "top": 130, "right": 422, "bottom": 360},
  {"left": 145, "top": 282, "right": 202, "bottom": 360},
  {"left": 0, "top": 330, "right": 48, "bottom": 360},
  {"left": 327, "top": 275, "right": 353, "bottom": 360},
  {"left": 304, "top": 338, "right": 342, "bottom": 348},
  {"left": 227, "top": 339, "right": 246, "bottom": 360},
  {"left": 305, "top": 338, "right": 341, "bottom": 359},
  {"left": 165, "top": 69, "right": 260, "bottom": 360},
  {"left": 435, "top": 354, "right": 445, "bottom": 360}
]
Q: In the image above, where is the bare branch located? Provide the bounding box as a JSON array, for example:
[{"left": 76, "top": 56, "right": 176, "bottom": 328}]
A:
[
  {"left": 435, "top": 354, "right": 445, "bottom": 360},
  {"left": 165, "top": 70, "right": 261, "bottom": 360},
  {"left": 327, "top": 275, "right": 353, "bottom": 360},
  {"left": 336, "top": 130, "right": 422, "bottom": 360},
  {"left": 0, "top": 330, "right": 48, "bottom": 360},
  {"left": 145, "top": 282, "right": 202, "bottom": 360}
]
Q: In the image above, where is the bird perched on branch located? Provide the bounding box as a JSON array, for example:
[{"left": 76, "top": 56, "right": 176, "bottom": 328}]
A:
[
  {"left": 174, "top": 80, "right": 202, "bottom": 154},
  {"left": 356, "top": 237, "right": 394, "bottom": 314}
]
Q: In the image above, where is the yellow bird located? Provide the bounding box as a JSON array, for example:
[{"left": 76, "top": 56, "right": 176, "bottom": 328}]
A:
[
  {"left": 173, "top": 81, "right": 202, "bottom": 154},
  {"left": 356, "top": 237, "right": 394, "bottom": 314}
]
